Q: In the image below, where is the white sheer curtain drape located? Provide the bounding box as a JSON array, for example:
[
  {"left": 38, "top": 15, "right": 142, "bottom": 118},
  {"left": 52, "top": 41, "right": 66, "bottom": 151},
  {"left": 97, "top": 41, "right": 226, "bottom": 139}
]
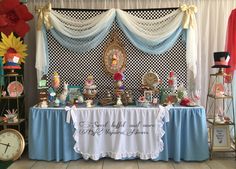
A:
[
  {"left": 24, "top": 0, "right": 236, "bottom": 117},
  {"left": 196, "top": 0, "right": 236, "bottom": 105},
  {"left": 29, "top": 0, "right": 195, "bottom": 9}
]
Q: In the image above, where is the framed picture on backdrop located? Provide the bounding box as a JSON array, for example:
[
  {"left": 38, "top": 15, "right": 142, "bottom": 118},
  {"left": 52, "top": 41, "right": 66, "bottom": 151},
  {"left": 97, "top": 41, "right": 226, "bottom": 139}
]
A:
[
  {"left": 144, "top": 90, "right": 152, "bottom": 103},
  {"left": 104, "top": 43, "right": 127, "bottom": 74},
  {"left": 211, "top": 125, "right": 231, "bottom": 151},
  {"left": 68, "top": 86, "right": 82, "bottom": 103}
]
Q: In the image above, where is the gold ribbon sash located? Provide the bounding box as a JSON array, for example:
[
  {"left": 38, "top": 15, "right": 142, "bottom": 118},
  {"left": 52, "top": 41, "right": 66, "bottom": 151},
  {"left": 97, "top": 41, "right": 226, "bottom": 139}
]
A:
[
  {"left": 180, "top": 4, "right": 197, "bottom": 29},
  {"left": 36, "top": 3, "right": 53, "bottom": 30}
]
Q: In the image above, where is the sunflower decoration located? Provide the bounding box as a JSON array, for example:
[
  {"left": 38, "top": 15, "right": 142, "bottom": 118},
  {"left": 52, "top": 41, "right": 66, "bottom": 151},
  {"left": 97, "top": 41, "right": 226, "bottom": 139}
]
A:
[{"left": 0, "top": 32, "right": 28, "bottom": 69}]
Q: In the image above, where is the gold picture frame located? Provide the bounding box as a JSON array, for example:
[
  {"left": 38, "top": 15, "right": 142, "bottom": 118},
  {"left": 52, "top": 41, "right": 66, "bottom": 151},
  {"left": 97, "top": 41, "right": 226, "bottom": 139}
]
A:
[
  {"left": 144, "top": 90, "right": 152, "bottom": 103},
  {"left": 68, "top": 85, "right": 82, "bottom": 103},
  {"left": 211, "top": 125, "right": 231, "bottom": 151},
  {"left": 103, "top": 33, "right": 127, "bottom": 74}
]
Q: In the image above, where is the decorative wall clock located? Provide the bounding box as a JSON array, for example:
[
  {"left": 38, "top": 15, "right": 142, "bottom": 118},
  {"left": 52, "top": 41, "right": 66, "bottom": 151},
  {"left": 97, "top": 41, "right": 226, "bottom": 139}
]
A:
[
  {"left": 0, "top": 129, "right": 25, "bottom": 161},
  {"left": 104, "top": 33, "right": 127, "bottom": 74}
]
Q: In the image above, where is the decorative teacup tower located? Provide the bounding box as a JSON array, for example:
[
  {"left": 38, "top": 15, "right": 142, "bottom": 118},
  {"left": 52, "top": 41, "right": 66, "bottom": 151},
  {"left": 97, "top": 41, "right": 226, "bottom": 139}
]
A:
[
  {"left": 83, "top": 75, "right": 97, "bottom": 100},
  {"left": 49, "top": 71, "right": 60, "bottom": 107},
  {"left": 168, "top": 70, "right": 177, "bottom": 93},
  {"left": 52, "top": 72, "right": 60, "bottom": 92}
]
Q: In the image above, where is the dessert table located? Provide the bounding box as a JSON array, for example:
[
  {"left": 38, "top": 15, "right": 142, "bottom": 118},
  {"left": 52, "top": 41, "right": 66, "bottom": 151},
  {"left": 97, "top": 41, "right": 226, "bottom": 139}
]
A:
[{"left": 28, "top": 106, "right": 209, "bottom": 162}]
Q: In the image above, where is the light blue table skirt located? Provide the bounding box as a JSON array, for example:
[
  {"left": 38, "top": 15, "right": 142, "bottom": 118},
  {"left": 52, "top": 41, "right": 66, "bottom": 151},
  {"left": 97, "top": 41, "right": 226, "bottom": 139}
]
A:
[{"left": 28, "top": 106, "right": 209, "bottom": 162}]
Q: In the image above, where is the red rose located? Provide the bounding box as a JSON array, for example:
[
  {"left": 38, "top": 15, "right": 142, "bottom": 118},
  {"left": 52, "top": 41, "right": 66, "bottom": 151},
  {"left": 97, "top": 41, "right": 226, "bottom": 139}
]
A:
[
  {"left": 180, "top": 97, "right": 191, "bottom": 106},
  {"left": 0, "top": 0, "right": 33, "bottom": 38},
  {"left": 114, "top": 72, "right": 123, "bottom": 81}
]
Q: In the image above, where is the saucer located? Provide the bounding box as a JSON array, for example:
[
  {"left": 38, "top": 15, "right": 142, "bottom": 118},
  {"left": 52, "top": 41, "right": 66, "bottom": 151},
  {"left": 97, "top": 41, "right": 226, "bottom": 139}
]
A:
[
  {"left": 86, "top": 104, "right": 95, "bottom": 108},
  {"left": 113, "top": 104, "right": 123, "bottom": 107}
]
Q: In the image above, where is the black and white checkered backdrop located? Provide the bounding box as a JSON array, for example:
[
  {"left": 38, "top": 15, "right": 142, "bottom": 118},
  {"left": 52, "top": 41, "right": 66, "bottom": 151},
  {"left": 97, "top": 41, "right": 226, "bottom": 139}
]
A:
[{"left": 46, "top": 8, "right": 187, "bottom": 100}]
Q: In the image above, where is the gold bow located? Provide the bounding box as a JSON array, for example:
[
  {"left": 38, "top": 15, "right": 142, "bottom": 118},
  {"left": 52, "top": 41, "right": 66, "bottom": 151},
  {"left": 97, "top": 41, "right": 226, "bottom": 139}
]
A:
[
  {"left": 180, "top": 4, "right": 197, "bottom": 29},
  {"left": 36, "top": 3, "right": 53, "bottom": 30}
]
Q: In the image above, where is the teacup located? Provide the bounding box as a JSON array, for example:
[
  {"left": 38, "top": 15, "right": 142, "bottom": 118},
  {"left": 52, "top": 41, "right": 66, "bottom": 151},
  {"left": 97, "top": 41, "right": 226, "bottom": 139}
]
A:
[{"left": 86, "top": 100, "right": 93, "bottom": 107}]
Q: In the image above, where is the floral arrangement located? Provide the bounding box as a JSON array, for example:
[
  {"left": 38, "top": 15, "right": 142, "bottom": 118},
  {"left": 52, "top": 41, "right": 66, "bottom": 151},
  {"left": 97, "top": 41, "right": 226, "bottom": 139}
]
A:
[
  {"left": 113, "top": 71, "right": 125, "bottom": 97},
  {"left": 5, "top": 109, "right": 17, "bottom": 116},
  {"left": 114, "top": 71, "right": 125, "bottom": 90},
  {"left": 4, "top": 109, "right": 18, "bottom": 122},
  {"left": 176, "top": 83, "right": 187, "bottom": 100},
  {"left": 0, "top": 0, "right": 33, "bottom": 38},
  {"left": 0, "top": 32, "right": 28, "bottom": 65},
  {"left": 179, "top": 95, "right": 198, "bottom": 107},
  {"left": 180, "top": 97, "right": 191, "bottom": 106}
]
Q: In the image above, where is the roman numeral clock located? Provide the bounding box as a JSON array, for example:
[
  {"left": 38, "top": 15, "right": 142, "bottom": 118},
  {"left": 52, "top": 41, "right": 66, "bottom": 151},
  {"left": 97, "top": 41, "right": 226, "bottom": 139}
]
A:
[{"left": 141, "top": 70, "right": 160, "bottom": 94}]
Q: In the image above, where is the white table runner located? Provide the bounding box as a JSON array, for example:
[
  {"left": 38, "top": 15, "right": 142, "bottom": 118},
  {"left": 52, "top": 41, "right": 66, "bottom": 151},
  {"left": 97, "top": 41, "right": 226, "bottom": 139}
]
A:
[{"left": 68, "top": 106, "right": 169, "bottom": 160}]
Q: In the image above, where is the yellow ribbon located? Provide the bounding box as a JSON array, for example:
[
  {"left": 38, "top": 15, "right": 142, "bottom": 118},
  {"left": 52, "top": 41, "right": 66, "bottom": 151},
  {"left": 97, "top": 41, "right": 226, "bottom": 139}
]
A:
[
  {"left": 36, "top": 3, "right": 53, "bottom": 30},
  {"left": 180, "top": 4, "right": 197, "bottom": 29}
]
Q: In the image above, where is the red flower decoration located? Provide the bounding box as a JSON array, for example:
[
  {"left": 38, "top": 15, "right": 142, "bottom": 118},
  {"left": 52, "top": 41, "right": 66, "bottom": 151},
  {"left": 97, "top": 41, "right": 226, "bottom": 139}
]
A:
[
  {"left": 169, "top": 71, "right": 174, "bottom": 77},
  {"left": 0, "top": 0, "right": 33, "bottom": 38},
  {"left": 180, "top": 97, "right": 191, "bottom": 106},
  {"left": 166, "top": 95, "right": 176, "bottom": 103},
  {"left": 114, "top": 72, "right": 123, "bottom": 81},
  {"left": 168, "top": 79, "right": 174, "bottom": 86}
]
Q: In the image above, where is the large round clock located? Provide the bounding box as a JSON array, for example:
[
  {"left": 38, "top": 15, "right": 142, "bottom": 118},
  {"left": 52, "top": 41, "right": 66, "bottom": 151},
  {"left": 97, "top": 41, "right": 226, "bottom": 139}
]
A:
[
  {"left": 0, "top": 129, "right": 25, "bottom": 161},
  {"left": 142, "top": 70, "right": 160, "bottom": 90},
  {"left": 104, "top": 41, "right": 126, "bottom": 74}
]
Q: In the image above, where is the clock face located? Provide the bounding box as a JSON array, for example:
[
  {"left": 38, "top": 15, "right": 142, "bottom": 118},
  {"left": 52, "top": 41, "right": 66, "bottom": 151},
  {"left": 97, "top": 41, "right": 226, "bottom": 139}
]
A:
[
  {"left": 0, "top": 129, "right": 25, "bottom": 161},
  {"left": 104, "top": 44, "right": 126, "bottom": 74},
  {"left": 142, "top": 71, "right": 159, "bottom": 89}
]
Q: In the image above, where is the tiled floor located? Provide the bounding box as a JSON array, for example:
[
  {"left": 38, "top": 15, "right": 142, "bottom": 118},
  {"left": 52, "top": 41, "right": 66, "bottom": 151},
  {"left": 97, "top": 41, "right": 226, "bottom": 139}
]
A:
[{"left": 7, "top": 152, "right": 236, "bottom": 169}]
